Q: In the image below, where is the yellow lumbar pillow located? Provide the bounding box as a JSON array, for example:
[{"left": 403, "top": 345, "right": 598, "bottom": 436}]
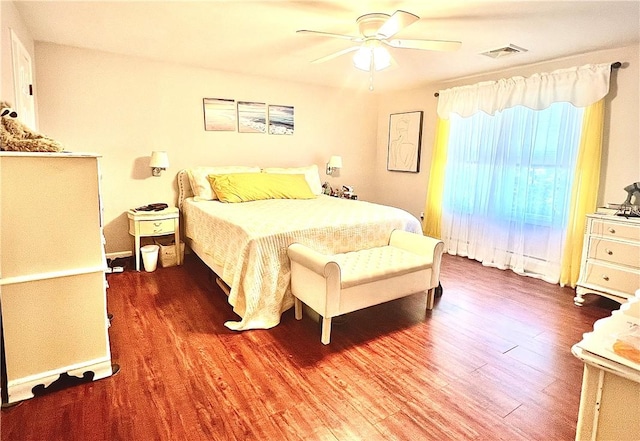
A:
[{"left": 208, "top": 173, "right": 316, "bottom": 203}]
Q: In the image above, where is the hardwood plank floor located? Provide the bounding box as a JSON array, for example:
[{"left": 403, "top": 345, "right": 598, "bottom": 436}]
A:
[{"left": 1, "top": 253, "right": 617, "bottom": 441}]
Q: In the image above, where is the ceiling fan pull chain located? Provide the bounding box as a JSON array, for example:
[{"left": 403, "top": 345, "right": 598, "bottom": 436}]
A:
[{"left": 369, "top": 54, "right": 375, "bottom": 91}]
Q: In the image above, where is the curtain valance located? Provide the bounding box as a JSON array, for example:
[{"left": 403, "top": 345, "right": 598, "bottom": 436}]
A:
[{"left": 436, "top": 63, "right": 612, "bottom": 119}]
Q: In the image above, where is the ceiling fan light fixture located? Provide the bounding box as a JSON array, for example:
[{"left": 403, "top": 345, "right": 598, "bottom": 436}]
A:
[{"left": 353, "top": 45, "right": 391, "bottom": 71}]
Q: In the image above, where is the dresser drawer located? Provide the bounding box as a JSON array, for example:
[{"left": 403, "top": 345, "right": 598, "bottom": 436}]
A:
[
  {"left": 582, "top": 262, "right": 640, "bottom": 295},
  {"left": 588, "top": 238, "right": 640, "bottom": 268},
  {"left": 591, "top": 219, "right": 640, "bottom": 242},
  {"left": 129, "top": 218, "right": 175, "bottom": 235}
]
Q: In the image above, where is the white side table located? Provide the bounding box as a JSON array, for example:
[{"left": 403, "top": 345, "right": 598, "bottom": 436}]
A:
[{"left": 127, "top": 207, "right": 181, "bottom": 271}]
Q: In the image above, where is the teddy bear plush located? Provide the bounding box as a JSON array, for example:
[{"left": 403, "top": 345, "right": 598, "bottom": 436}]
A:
[{"left": 1, "top": 101, "right": 63, "bottom": 152}]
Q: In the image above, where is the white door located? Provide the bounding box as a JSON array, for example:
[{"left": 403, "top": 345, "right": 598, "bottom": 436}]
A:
[{"left": 10, "top": 29, "right": 36, "bottom": 130}]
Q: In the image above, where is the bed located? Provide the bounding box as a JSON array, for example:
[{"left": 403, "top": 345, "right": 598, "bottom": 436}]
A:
[{"left": 177, "top": 167, "right": 423, "bottom": 331}]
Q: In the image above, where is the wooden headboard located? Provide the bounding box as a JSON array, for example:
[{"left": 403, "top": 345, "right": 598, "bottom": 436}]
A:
[{"left": 177, "top": 170, "right": 194, "bottom": 209}]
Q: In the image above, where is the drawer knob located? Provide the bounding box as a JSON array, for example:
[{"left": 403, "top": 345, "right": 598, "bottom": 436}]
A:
[
  {"left": 602, "top": 275, "right": 610, "bottom": 281},
  {"left": 608, "top": 227, "right": 616, "bottom": 234},
  {"left": 605, "top": 248, "right": 613, "bottom": 255},
  {"left": 154, "top": 222, "right": 162, "bottom": 226}
]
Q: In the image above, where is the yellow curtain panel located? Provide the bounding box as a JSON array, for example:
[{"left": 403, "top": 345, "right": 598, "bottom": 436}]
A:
[
  {"left": 560, "top": 99, "right": 605, "bottom": 287},
  {"left": 423, "top": 117, "right": 450, "bottom": 239}
]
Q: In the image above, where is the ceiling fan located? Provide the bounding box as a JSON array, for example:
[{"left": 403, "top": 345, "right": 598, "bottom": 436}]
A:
[{"left": 297, "top": 10, "right": 461, "bottom": 72}]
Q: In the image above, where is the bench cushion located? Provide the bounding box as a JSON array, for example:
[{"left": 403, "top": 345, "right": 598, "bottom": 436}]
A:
[{"left": 332, "top": 245, "right": 432, "bottom": 289}]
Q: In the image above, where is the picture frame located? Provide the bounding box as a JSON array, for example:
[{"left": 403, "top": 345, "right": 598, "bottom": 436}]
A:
[
  {"left": 387, "top": 111, "right": 423, "bottom": 173},
  {"left": 268, "top": 105, "right": 294, "bottom": 135},
  {"left": 238, "top": 101, "right": 266, "bottom": 133},
  {"left": 203, "top": 98, "right": 236, "bottom": 131}
]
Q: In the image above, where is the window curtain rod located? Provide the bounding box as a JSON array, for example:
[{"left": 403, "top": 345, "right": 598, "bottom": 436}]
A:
[{"left": 433, "top": 62, "right": 622, "bottom": 97}]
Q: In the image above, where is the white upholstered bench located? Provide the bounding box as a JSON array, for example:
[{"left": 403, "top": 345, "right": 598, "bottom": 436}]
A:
[{"left": 287, "top": 230, "right": 445, "bottom": 344}]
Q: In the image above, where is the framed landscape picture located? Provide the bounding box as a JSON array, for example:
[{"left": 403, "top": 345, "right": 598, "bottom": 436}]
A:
[
  {"left": 268, "top": 105, "right": 294, "bottom": 135},
  {"left": 387, "top": 111, "right": 423, "bottom": 172},
  {"left": 203, "top": 98, "right": 236, "bottom": 131},
  {"left": 238, "top": 101, "right": 266, "bottom": 133}
]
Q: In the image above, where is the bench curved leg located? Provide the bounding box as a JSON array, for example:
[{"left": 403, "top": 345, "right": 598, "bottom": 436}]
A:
[
  {"left": 426, "top": 288, "right": 435, "bottom": 310},
  {"left": 294, "top": 297, "right": 303, "bottom": 320},
  {"left": 321, "top": 317, "right": 332, "bottom": 345}
]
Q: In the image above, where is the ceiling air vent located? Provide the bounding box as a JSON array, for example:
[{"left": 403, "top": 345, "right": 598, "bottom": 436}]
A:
[{"left": 481, "top": 44, "right": 528, "bottom": 59}]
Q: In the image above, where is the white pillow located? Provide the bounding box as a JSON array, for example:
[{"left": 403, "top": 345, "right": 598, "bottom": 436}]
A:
[
  {"left": 262, "top": 165, "right": 323, "bottom": 195},
  {"left": 187, "top": 166, "right": 261, "bottom": 200}
]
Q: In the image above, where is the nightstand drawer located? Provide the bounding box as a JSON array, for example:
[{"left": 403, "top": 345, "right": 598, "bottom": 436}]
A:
[
  {"left": 588, "top": 238, "right": 640, "bottom": 268},
  {"left": 591, "top": 219, "right": 640, "bottom": 242},
  {"left": 129, "top": 218, "right": 175, "bottom": 235},
  {"left": 583, "top": 262, "right": 640, "bottom": 295}
]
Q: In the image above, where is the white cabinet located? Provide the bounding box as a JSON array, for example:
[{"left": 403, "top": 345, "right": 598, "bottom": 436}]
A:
[
  {"left": 0, "top": 152, "right": 113, "bottom": 405},
  {"left": 572, "top": 291, "right": 640, "bottom": 440},
  {"left": 575, "top": 213, "right": 640, "bottom": 306}
]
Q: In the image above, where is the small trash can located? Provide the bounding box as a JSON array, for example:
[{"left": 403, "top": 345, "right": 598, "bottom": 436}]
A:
[{"left": 141, "top": 244, "right": 160, "bottom": 272}]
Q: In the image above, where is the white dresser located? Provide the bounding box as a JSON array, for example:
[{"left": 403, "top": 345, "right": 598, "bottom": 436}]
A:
[
  {"left": 575, "top": 212, "right": 640, "bottom": 306},
  {"left": 572, "top": 291, "right": 640, "bottom": 440},
  {"left": 0, "top": 152, "right": 114, "bottom": 405}
]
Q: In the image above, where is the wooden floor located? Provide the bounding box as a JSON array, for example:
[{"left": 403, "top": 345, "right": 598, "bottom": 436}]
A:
[{"left": 2, "top": 253, "right": 617, "bottom": 441}]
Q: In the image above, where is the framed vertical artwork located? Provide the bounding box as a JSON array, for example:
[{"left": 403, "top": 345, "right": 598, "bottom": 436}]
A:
[
  {"left": 203, "top": 98, "right": 236, "bottom": 131},
  {"left": 238, "top": 101, "right": 266, "bottom": 133},
  {"left": 268, "top": 105, "right": 294, "bottom": 135},
  {"left": 387, "top": 111, "right": 423, "bottom": 173}
]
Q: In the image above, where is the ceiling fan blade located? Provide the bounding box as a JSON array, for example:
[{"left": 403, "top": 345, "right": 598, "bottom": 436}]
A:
[
  {"left": 296, "top": 30, "right": 361, "bottom": 42},
  {"left": 311, "top": 46, "right": 360, "bottom": 64},
  {"left": 376, "top": 10, "right": 419, "bottom": 39},
  {"left": 385, "top": 39, "right": 462, "bottom": 52}
]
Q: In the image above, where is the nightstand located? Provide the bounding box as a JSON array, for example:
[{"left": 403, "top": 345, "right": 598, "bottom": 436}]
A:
[{"left": 127, "top": 207, "right": 181, "bottom": 271}]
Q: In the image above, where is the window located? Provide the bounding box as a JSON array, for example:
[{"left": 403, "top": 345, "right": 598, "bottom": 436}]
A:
[
  {"left": 441, "top": 102, "right": 584, "bottom": 281},
  {"left": 426, "top": 63, "right": 611, "bottom": 285}
]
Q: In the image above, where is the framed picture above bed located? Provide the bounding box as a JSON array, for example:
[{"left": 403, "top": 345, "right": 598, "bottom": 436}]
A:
[
  {"left": 387, "top": 111, "right": 423, "bottom": 173},
  {"left": 203, "top": 98, "right": 236, "bottom": 131},
  {"left": 268, "top": 105, "right": 294, "bottom": 135},
  {"left": 238, "top": 101, "right": 267, "bottom": 133}
]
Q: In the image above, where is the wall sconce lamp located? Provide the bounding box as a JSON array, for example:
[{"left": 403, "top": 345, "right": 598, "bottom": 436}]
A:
[
  {"left": 150, "top": 151, "right": 169, "bottom": 177},
  {"left": 326, "top": 155, "right": 343, "bottom": 176}
]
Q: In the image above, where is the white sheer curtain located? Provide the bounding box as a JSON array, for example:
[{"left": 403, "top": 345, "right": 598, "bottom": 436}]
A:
[{"left": 436, "top": 63, "right": 611, "bottom": 283}]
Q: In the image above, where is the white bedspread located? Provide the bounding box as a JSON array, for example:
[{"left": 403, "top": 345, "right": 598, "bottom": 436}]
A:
[{"left": 183, "top": 195, "right": 422, "bottom": 330}]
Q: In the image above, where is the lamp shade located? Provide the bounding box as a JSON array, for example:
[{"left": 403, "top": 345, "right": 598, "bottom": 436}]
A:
[
  {"left": 353, "top": 45, "right": 391, "bottom": 71},
  {"left": 328, "top": 155, "right": 343, "bottom": 168},
  {"left": 150, "top": 151, "right": 169, "bottom": 168}
]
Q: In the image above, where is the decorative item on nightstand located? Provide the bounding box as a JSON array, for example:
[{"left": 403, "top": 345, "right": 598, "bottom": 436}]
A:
[
  {"left": 325, "top": 155, "right": 342, "bottom": 176},
  {"left": 150, "top": 151, "right": 169, "bottom": 177},
  {"left": 328, "top": 184, "right": 358, "bottom": 199},
  {"left": 342, "top": 185, "right": 357, "bottom": 200}
]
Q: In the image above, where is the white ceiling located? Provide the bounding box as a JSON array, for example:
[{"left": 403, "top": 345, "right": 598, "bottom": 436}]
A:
[{"left": 14, "top": 0, "right": 640, "bottom": 92}]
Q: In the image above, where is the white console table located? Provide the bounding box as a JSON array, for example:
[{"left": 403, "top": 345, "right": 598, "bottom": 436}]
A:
[{"left": 572, "top": 291, "right": 640, "bottom": 440}]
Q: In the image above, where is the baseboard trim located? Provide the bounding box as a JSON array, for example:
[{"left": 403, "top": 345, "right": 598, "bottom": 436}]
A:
[{"left": 106, "top": 251, "right": 133, "bottom": 260}]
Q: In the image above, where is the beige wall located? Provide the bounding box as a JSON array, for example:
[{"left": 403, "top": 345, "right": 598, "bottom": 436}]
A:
[
  {"left": 5, "top": 12, "right": 637, "bottom": 255},
  {"left": 375, "top": 44, "right": 640, "bottom": 222},
  {"left": 33, "top": 43, "right": 379, "bottom": 254}
]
